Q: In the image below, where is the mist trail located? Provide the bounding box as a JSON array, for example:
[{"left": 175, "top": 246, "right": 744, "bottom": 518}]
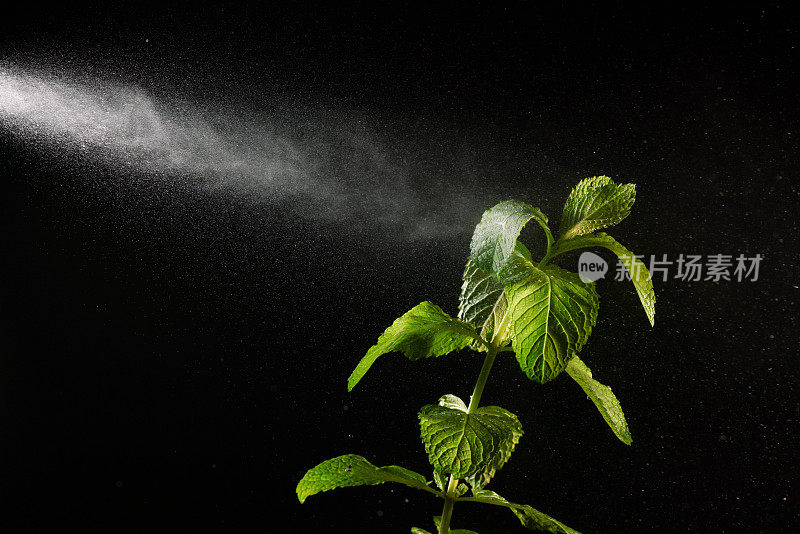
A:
[{"left": 0, "top": 66, "right": 481, "bottom": 240}]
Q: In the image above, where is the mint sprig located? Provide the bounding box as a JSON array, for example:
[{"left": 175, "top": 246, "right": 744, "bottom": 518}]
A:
[{"left": 297, "top": 177, "right": 656, "bottom": 533}]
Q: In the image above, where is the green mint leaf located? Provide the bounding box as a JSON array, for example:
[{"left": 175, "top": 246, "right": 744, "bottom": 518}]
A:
[
  {"left": 566, "top": 356, "right": 632, "bottom": 444},
  {"left": 559, "top": 176, "right": 635, "bottom": 240},
  {"left": 411, "top": 528, "right": 434, "bottom": 534},
  {"left": 506, "top": 264, "right": 599, "bottom": 384},
  {"left": 347, "top": 302, "right": 483, "bottom": 391},
  {"left": 433, "top": 469, "right": 448, "bottom": 491},
  {"left": 469, "top": 200, "right": 553, "bottom": 277},
  {"left": 515, "top": 241, "right": 533, "bottom": 261},
  {"left": 418, "top": 394, "right": 523, "bottom": 479},
  {"left": 458, "top": 240, "right": 534, "bottom": 348},
  {"left": 461, "top": 392, "right": 524, "bottom": 489},
  {"left": 462, "top": 489, "right": 581, "bottom": 534},
  {"left": 458, "top": 258, "right": 520, "bottom": 348},
  {"left": 296, "top": 454, "right": 432, "bottom": 503},
  {"left": 438, "top": 393, "right": 469, "bottom": 411},
  {"left": 496, "top": 249, "right": 537, "bottom": 285},
  {"left": 465, "top": 471, "right": 489, "bottom": 491},
  {"left": 479, "top": 290, "right": 509, "bottom": 349},
  {"left": 551, "top": 232, "right": 655, "bottom": 326},
  {"left": 458, "top": 258, "right": 505, "bottom": 330}
]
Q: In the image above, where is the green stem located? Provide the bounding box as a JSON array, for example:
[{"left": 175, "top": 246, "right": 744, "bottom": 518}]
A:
[
  {"left": 467, "top": 346, "right": 498, "bottom": 413},
  {"left": 438, "top": 311, "right": 512, "bottom": 532},
  {"left": 438, "top": 475, "right": 459, "bottom": 534}
]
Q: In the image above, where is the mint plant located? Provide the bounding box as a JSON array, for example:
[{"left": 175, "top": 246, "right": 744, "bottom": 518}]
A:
[{"left": 296, "top": 177, "right": 656, "bottom": 533}]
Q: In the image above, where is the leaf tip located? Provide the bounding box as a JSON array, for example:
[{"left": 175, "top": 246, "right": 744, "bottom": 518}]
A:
[
  {"left": 346, "top": 373, "right": 358, "bottom": 392},
  {"left": 295, "top": 483, "right": 308, "bottom": 504},
  {"left": 647, "top": 306, "right": 655, "bottom": 327}
]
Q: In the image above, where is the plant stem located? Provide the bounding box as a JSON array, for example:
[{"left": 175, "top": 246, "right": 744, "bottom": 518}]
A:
[
  {"left": 468, "top": 310, "right": 510, "bottom": 413},
  {"left": 438, "top": 313, "right": 512, "bottom": 532},
  {"left": 438, "top": 475, "right": 459, "bottom": 534},
  {"left": 467, "top": 346, "right": 498, "bottom": 413}
]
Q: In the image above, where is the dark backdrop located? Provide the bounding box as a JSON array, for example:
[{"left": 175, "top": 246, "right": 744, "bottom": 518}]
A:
[{"left": 1, "top": 3, "right": 798, "bottom": 532}]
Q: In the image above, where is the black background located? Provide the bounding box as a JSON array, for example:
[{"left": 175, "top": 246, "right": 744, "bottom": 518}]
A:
[{"left": 2, "top": 2, "right": 798, "bottom": 532}]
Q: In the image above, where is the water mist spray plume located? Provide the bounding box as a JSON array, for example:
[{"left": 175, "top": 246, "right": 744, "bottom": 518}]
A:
[{"left": 0, "top": 66, "right": 477, "bottom": 240}]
